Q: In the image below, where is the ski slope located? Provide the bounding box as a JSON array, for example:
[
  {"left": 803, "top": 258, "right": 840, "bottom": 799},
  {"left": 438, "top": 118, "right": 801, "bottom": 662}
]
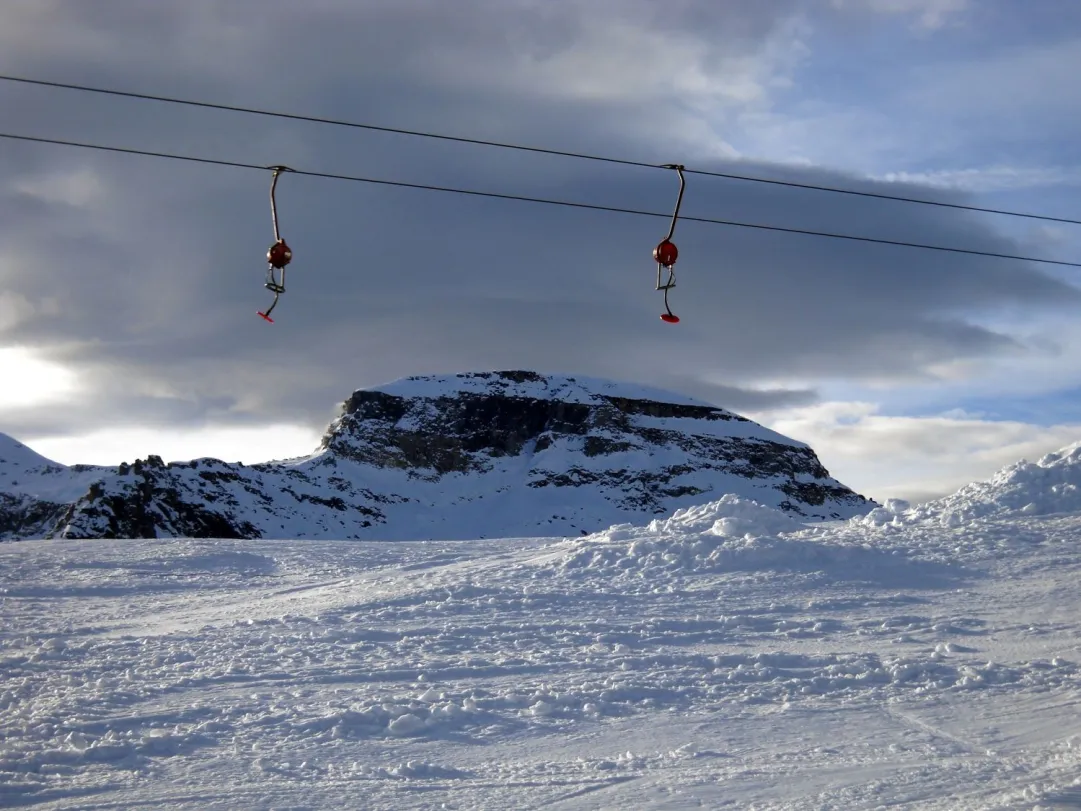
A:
[{"left": 5, "top": 448, "right": 1081, "bottom": 808}]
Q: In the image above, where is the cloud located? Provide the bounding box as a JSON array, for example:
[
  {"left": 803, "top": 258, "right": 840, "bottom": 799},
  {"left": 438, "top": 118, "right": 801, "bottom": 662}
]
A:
[
  {"left": 674, "top": 381, "right": 821, "bottom": 413},
  {"left": 0, "top": 292, "right": 39, "bottom": 332},
  {"left": 877, "top": 165, "right": 1081, "bottom": 193},
  {"left": 829, "top": 0, "right": 969, "bottom": 29},
  {"left": 731, "top": 9, "right": 1081, "bottom": 178},
  {"left": 754, "top": 400, "right": 1081, "bottom": 502},
  {"left": 3, "top": 153, "right": 1073, "bottom": 445},
  {"left": 12, "top": 166, "right": 109, "bottom": 208},
  {"left": 905, "top": 36, "right": 1081, "bottom": 148},
  {"left": 0, "top": 346, "right": 77, "bottom": 409},
  {"left": 1, "top": 0, "right": 1078, "bottom": 462},
  {"left": 26, "top": 423, "right": 323, "bottom": 467}
]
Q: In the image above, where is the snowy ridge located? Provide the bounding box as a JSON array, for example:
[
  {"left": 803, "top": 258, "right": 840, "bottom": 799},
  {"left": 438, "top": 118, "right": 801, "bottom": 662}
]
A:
[
  {"left": 0, "top": 433, "right": 55, "bottom": 470},
  {"left": 547, "top": 492, "right": 980, "bottom": 587},
  {"left": 0, "top": 433, "right": 110, "bottom": 539},
  {"left": 860, "top": 440, "right": 1081, "bottom": 529},
  {"left": 0, "top": 433, "right": 107, "bottom": 503},
  {"left": 374, "top": 371, "right": 723, "bottom": 412}
]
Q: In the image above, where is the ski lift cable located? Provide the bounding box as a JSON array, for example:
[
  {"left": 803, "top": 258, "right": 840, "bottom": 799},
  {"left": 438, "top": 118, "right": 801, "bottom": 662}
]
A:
[
  {"left": 1, "top": 73, "right": 1079, "bottom": 228},
  {"left": 2, "top": 130, "right": 1080, "bottom": 270}
]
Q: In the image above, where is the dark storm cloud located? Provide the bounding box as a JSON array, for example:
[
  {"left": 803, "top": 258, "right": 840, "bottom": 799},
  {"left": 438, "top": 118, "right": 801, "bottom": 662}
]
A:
[{"left": 1, "top": 0, "right": 1077, "bottom": 440}]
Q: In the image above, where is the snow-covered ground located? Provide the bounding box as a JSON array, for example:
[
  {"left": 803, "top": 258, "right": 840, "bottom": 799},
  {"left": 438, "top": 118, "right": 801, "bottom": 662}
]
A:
[{"left": 5, "top": 447, "right": 1081, "bottom": 808}]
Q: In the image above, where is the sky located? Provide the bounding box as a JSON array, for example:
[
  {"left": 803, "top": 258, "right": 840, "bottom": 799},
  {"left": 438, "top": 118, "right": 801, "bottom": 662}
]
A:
[{"left": 1, "top": 0, "right": 1080, "bottom": 504}]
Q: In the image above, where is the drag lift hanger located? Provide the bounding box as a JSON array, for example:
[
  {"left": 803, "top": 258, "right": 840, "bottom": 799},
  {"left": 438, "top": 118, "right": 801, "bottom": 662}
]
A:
[
  {"left": 258, "top": 165, "right": 294, "bottom": 323},
  {"left": 653, "top": 163, "right": 685, "bottom": 324}
]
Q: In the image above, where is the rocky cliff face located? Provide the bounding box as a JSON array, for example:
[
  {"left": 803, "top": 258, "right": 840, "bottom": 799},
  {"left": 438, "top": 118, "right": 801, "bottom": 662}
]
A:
[{"left": 2, "top": 371, "right": 874, "bottom": 541}]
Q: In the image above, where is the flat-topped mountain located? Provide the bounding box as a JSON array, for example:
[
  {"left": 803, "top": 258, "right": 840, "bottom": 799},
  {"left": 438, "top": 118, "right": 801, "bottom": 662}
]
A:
[{"left": 1, "top": 371, "right": 874, "bottom": 540}]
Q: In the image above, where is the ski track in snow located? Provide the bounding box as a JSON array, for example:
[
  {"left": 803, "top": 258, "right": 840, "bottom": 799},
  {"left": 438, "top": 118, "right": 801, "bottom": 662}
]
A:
[{"left": 4, "top": 494, "right": 1081, "bottom": 808}]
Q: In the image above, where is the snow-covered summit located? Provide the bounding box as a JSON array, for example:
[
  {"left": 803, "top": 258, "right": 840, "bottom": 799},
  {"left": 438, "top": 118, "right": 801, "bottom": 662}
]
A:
[
  {"left": 0, "top": 432, "right": 57, "bottom": 471},
  {"left": 0, "top": 433, "right": 110, "bottom": 540},
  {"left": 3, "top": 371, "right": 873, "bottom": 540},
  {"left": 375, "top": 371, "right": 743, "bottom": 413},
  {"left": 0, "top": 432, "right": 107, "bottom": 502}
]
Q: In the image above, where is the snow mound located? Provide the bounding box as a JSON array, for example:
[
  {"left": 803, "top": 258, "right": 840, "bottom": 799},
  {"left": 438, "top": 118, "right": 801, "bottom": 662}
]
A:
[
  {"left": 855, "top": 498, "right": 913, "bottom": 528},
  {"left": 870, "top": 441, "right": 1081, "bottom": 528},
  {"left": 637, "top": 495, "right": 809, "bottom": 539},
  {"left": 550, "top": 495, "right": 855, "bottom": 578}
]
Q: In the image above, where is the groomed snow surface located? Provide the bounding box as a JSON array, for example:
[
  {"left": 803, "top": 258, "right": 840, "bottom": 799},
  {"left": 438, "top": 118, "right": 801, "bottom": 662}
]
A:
[{"left": 5, "top": 446, "right": 1081, "bottom": 808}]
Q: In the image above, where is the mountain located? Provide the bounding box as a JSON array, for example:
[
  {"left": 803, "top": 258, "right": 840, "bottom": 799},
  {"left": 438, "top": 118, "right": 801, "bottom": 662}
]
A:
[{"left": 1, "top": 371, "right": 874, "bottom": 541}]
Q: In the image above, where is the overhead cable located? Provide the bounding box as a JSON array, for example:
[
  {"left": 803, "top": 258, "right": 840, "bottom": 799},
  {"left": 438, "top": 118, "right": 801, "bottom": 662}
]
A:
[
  {"left": 2, "top": 73, "right": 1079, "bottom": 227},
  {"left": 3, "top": 130, "right": 1079, "bottom": 269}
]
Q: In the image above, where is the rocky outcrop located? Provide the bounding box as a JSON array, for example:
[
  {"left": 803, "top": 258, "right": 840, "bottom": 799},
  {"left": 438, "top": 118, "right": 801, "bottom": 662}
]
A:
[
  {"left": 2, "top": 371, "right": 874, "bottom": 540},
  {"left": 0, "top": 492, "right": 68, "bottom": 540},
  {"left": 53, "top": 456, "right": 262, "bottom": 539}
]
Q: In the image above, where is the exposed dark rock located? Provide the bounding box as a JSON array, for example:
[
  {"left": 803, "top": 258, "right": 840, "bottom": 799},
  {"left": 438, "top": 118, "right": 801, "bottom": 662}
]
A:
[{"left": 0, "top": 492, "right": 68, "bottom": 539}]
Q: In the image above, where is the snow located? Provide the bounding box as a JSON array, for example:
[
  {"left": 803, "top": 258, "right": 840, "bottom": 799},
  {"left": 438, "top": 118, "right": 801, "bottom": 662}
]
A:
[
  {"left": 5, "top": 445, "right": 1081, "bottom": 807},
  {"left": 0, "top": 433, "right": 55, "bottom": 470},
  {"left": 374, "top": 371, "right": 719, "bottom": 410},
  {"left": 902, "top": 441, "right": 1081, "bottom": 525}
]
